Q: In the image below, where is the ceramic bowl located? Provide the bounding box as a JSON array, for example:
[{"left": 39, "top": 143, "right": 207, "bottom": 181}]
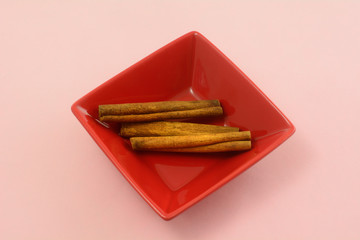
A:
[{"left": 71, "top": 31, "right": 295, "bottom": 220}]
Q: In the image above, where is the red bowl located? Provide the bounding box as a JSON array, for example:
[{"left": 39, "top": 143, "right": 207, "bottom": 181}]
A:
[{"left": 71, "top": 31, "right": 295, "bottom": 220}]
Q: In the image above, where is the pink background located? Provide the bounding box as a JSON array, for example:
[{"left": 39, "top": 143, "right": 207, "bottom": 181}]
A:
[{"left": 1, "top": 1, "right": 359, "bottom": 239}]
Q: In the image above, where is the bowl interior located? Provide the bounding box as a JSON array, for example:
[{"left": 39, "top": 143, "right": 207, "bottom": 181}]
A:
[{"left": 72, "top": 32, "right": 294, "bottom": 219}]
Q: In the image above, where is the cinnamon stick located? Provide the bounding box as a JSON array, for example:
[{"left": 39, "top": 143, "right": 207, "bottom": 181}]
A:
[
  {"left": 100, "top": 106, "right": 223, "bottom": 122},
  {"left": 120, "top": 121, "right": 240, "bottom": 137},
  {"left": 130, "top": 131, "right": 251, "bottom": 150},
  {"left": 99, "top": 100, "right": 220, "bottom": 117},
  {"left": 147, "top": 141, "right": 251, "bottom": 152}
]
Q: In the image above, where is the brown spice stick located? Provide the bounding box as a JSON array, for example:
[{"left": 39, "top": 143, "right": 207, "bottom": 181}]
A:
[
  {"left": 130, "top": 131, "right": 251, "bottom": 150},
  {"left": 99, "top": 100, "right": 220, "bottom": 117},
  {"left": 100, "top": 106, "right": 223, "bottom": 122},
  {"left": 146, "top": 141, "right": 251, "bottom": 152},
  {"left": 120, "top": 121, "right": 239, "bottom": 137}
]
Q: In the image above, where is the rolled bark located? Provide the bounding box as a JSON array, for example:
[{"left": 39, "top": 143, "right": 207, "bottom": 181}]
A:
[
  {"left": 100, "top": 106, "right": 223, "bottom": 122},
  {"left": 147, "top": 141, "right": 251, "bottom": 152},
  {"left": 120, "top": 121, "right": 239, "bottom": 137},
  {"left": 99, "top": 100, "right": 220, "bottom": 117},
  {"left": 130, "top": 131, "right": 251, "bottom": 150}
]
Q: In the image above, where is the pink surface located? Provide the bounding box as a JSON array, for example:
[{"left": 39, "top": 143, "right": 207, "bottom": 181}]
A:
[{"left": 1, "top": 1, "right": 359, "bottom": 239}]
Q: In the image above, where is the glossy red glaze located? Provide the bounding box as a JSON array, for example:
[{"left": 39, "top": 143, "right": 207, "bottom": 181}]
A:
[{"left": 71, "top": 31, "right": 295, "bottom": 220}]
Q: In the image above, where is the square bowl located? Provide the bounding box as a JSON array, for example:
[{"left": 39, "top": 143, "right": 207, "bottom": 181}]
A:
[{"left": 71, "top": 31, "right": 295, "bottom": 220}]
